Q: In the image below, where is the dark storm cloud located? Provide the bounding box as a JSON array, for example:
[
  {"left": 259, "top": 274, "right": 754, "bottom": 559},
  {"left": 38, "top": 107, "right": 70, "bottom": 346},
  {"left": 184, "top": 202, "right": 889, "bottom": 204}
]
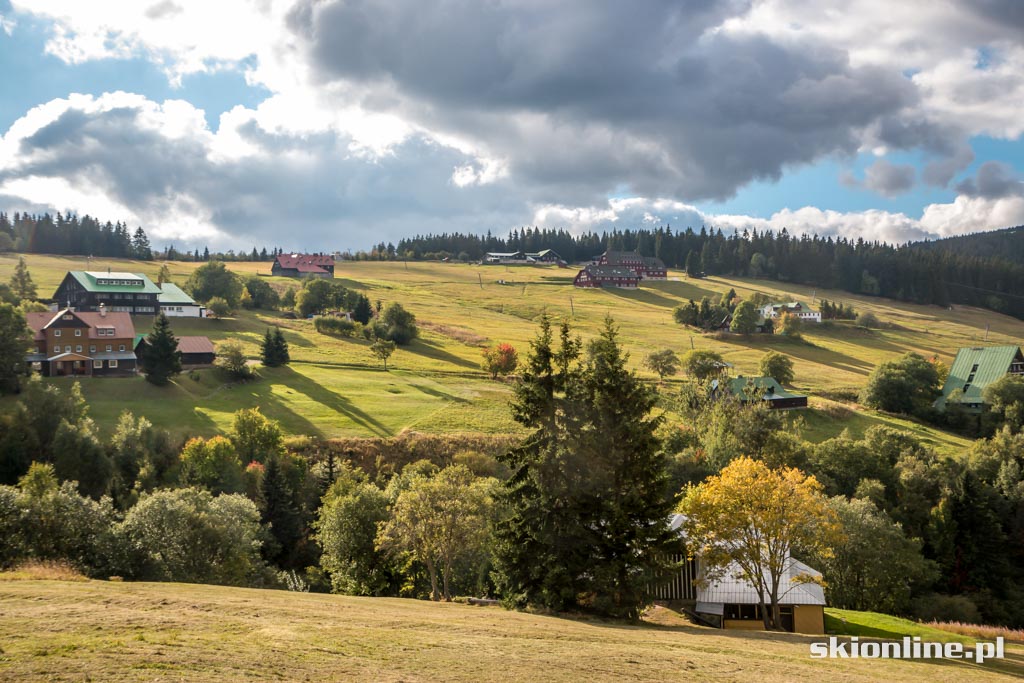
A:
[
  {"left": 862, "top": 159, "right": 916, "bottom": 197},
  {"left": 955, "top": 161, "right": 1024, "bottom": 199},
  {"left": 286, "top": 0, "right": 916, "bottom": 203}
]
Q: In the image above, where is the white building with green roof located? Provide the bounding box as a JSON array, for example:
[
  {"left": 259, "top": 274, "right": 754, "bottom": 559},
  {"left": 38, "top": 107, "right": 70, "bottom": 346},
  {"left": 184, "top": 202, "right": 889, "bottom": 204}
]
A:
[
  {"left": 759, "top": 301, "right": 821, "bottom": 323},
  {"left": 935, "top": 345, "right": 1024, "bottom": 412},
  {"left": 157, "top": 282, "right": 206, "bottom": 318}
]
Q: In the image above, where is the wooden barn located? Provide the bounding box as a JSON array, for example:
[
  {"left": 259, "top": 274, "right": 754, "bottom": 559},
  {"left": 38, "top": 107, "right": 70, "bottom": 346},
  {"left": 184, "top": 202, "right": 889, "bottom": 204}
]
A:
[{"left": 135, "top": 335, "right": 216, "bottom": 368}]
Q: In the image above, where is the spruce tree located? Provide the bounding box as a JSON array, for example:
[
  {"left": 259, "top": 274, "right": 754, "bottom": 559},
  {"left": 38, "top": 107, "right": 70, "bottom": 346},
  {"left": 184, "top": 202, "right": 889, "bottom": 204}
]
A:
[
  {"left": 578, "top": 316, "right": 681, "bottom": 619},
  {"left": 259, "top": 455, "right": 304, "bottom": 568},
  {"left": 260, "top": 329, "right": 276, "bottom": 366},
  {"left": 494, "top": 316, "right": 590, "bottom": 612},
  {"left": 352, "top": 294, "right": 373, "bottom": 324},
  {"left": 9, "top": 257, "right": 36, "bottom": 300},
  {"left": 273, "top": 327, "right": 290, "bottom": 365},
  {"left": 141, "top": 311, "right": 182, "bottom": 386}
]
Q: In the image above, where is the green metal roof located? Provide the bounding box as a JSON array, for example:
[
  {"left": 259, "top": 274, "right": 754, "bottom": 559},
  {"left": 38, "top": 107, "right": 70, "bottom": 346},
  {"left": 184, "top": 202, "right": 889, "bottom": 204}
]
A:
[
  {"left": 158, "top": 282, "right": 197, "bottom": 305},
  {"left": 69, "top": 271, "right": 162, "bottom": 294},
  {"left": 935, "top": 345, "right": 1024, "bottom": 410},
  {"left": 727, "top": 376, "right": 806, "bottom": 402}
]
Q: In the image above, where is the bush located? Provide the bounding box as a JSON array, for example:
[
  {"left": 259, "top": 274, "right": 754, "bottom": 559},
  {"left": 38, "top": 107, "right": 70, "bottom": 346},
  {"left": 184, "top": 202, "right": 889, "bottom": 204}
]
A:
[
  {"left": 912, "top": 593, "right": 982, "bottom": 624},
  {"left": 207, "top": 297, "right": 232, "bottom": 318},
  {"left": 217, "top": 341, "right": 254, "bottom": 380},
  {"left": 314, "top": 316, "right": 360, "bottom": 337},
  {"left": 379, "top": 302, "right": 418, "bottom": 345},
  {"left": 118, "top": 487, "right": 265, "bottom": 585},
  {"left": 861, "top": 352, "right": 941, "bottom": 415},
  {"left": 856, "top": 311, "right": 881, "bottom": 328}
]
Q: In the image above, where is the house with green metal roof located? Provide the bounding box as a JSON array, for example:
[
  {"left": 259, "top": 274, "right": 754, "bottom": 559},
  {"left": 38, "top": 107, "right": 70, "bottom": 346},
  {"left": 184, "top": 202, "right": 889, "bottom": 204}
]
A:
[
  {"left": 717, "top": 376, "right": 808, "bottom": 409},
  {"left": 53, "top": 271, "right": 162, "bottom": 315},
  {"left": 52, "top": 271, "right": 207, "bottom": 317},
  {"left": 157, "top": 282, "right": 206, "bottom": 318},
  {"left": 934, "top": 345, "right": 1024, "bottom": 411}
]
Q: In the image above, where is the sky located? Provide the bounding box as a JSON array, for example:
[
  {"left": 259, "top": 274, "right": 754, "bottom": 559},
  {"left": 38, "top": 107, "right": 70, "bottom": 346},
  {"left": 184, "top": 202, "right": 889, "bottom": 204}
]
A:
[{"left": 0, "top": 0, "right": 1023, "bottom": 251}]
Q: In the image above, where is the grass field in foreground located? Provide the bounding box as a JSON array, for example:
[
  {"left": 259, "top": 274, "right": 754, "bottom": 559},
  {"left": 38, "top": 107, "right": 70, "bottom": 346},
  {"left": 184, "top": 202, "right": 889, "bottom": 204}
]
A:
[
  {"left": 0, "top": 579, "right": 1020, "bottom": 682},
  {"left": 0, "top": 253, "right": 1012, "bottom": 449}
]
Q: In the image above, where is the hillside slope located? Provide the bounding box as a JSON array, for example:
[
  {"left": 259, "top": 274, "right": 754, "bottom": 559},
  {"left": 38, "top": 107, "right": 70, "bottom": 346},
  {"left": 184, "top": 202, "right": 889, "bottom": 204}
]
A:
[
  {"left": 0, "top": 579, "right": 1019, "bottom": 682},
  {"left": 0, "top": 254, "right": 1017, "bottom": 451}
]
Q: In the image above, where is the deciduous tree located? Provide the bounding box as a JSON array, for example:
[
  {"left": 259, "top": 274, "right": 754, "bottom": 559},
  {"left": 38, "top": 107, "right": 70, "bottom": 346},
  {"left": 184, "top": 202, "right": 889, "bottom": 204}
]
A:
[
  {"left": 679, "top": 457, "right": 839, "bottom": 630},
  {"left": 482, "top": 343, "right": 519, "bottom": 379},
  {"left": 759, "top": 351, "right": 794, "bottom": 386},
  {"left": 642, "top": 348, "right": 679, "bottom": 381}
]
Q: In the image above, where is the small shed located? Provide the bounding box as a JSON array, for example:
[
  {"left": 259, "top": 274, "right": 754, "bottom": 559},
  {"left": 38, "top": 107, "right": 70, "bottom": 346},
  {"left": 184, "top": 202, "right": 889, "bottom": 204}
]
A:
[
  {"left": 726, "top": 376, "right": 807, "bottom": 409},
  {"left": 135, "top": 334, "right": 216, "bottom": 368}
]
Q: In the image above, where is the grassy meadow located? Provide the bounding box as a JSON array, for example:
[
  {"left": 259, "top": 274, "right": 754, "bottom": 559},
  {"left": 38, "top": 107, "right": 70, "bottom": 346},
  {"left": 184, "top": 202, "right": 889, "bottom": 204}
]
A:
[
  {"left": 0, "top": 252, "right": 1017, "bottom": 450},
  {"left": 0, "top": 578, "right": 1020, "bottom": 682}
]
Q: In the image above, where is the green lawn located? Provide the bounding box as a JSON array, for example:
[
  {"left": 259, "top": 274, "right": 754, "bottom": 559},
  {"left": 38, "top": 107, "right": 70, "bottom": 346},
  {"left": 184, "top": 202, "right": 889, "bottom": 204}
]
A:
[
  {"left": 825, "top": 608, "right": 974, "bottom": 645},
  {"left": 0, "top": 254, "right": 1018, "bottom": 447},
  {"left": 0, "top": 578, "right": 1019, "bottom": 682}
]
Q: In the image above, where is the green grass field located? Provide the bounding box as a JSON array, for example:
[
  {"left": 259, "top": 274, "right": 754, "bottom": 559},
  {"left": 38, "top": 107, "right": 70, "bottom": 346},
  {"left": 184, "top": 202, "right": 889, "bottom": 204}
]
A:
[
  {"left": 0, "top": 253, "right": 1015, "bottom": 449},
  {"left": 0, "top": 578, "right": 1019, "bottom": 682}
]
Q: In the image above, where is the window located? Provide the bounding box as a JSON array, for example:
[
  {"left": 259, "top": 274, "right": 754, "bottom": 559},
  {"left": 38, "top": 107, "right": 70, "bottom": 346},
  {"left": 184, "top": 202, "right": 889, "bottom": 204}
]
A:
[
  {"left": 75, "top": 345, "right": 82, "bottom": 353},
  {"left": 53, "top": 345, "right": 59, "bottom": 353},
  {"left": 75, "top": 329, "right": 82, "bottom": 337},
  {"left": 724, "top": 604, "right": 762, "bottom": 620},
  {"left": 54, "top": 329, "right": 61, "bottom": 337},
  {"left": 118, "top": 345, "right": 125, "bottom": 352},
  {"left": 90, "top": 346, "right": 96, "bottom": 353},
  {"left": 64, "top": 345, "right": 71, "bottom": 353},
  {"left": 105, "top": 345, "right": 112, "bottom": 352},
  {"left": 93, "top": 360, "right": 103, "bottom": 369},
  {"left": 109, "top": 360, "right": 118, "bottom": 369}
]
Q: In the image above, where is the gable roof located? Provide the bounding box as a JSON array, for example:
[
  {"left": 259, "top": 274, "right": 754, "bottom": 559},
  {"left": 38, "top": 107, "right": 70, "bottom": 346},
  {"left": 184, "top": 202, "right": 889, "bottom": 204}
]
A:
[
  {"left": 158, "top": 282, "right": 197, "bottom": 305},
  {"left": 766, "top": 301, "right": 815, "bottom": 313},
  {"left": 936, "top": 345, "right": 1024, "bottom": 409},
  {"left": 64, "top": 271, "right": 162, "bottom": 294},
  {"left": 275, "top": 253, "right": 335, "bottom": 269},
  {"left": 581, "top": 264, "right": 642, "bottom": 279},
  {"left": 177, "top": 336, "right": 216, "bottom": 355},
  {"left": 727, "top": 376, "right": 805, "bottom": 402},
  {"left": 668, "top": 514, "right": 825, "bottom": 606},
  {"left": 27, "top": 309, "right": 136, "bottom": 341}
]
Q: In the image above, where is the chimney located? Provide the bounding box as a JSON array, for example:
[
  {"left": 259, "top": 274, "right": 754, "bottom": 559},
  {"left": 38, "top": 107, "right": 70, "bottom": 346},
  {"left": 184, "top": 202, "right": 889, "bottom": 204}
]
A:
[{"left": 99, "top": 303, "right": 107, "bottom": 318}]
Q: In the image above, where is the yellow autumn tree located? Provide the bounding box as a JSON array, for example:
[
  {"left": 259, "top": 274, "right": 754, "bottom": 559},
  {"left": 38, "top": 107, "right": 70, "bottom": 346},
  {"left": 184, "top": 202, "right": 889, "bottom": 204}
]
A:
[{"left": 678, "top": 457, "right": 841, "bottom": 630}]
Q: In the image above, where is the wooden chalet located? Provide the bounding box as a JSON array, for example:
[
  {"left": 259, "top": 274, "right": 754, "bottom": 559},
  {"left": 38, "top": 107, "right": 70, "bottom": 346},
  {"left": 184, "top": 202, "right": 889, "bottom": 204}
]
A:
[
  {"left": 716, "top": 376, "right": 808, "bottom": 409},
  {"left": 654, "top": 514, "right": 826, "bottom": 634},
  {"left": 52, "top": 271, "right": 162, "bottom": 315},
  {"left": 935, "top": 345, "right": 1024, "bottom": 412},
  {"left": 573, "top": 264, "right": 641, "bottom": 288},
  {"left": 272, "top": 253, "right": 335, "bottom": 278},
  {"left": 25, "top": 307, "right": 137, "bottom": 377},
  {"left": 596, "top": 250, "right": 667, "bottom": 279},
  {"left": 135, "top": 335, "right": 216, "bottom": 368}
]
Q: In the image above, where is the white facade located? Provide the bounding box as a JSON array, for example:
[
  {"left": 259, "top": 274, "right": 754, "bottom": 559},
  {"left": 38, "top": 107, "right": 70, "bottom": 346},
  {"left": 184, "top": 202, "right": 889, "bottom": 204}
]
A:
[
  {"left": 760, "top": 302, "right": 821, "bottom": 323},
  {"left": 160, "top": 304, "right": 207, "bottom": 318}
]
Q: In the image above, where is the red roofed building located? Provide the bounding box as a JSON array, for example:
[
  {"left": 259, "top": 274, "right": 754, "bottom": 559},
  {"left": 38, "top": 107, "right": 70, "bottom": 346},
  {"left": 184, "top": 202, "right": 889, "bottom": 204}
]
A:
[
  {"left": 272, "top": 253, "right": 335, "bottom": 279},
  {"left": 25, "top": 307, "right": 137, "bottom": 377}
]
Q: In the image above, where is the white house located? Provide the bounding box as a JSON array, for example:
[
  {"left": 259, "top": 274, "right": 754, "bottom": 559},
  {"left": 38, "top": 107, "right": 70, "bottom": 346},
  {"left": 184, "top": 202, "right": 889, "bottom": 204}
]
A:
[
  {"left": 653, "top": 514, "right": 827, "bottom": 634},
  {"left": 158, "top": 283, "right": 206, "bottom": 318},
  {"left": 759, "top": 301, "right": 821, "bottom": 323}
]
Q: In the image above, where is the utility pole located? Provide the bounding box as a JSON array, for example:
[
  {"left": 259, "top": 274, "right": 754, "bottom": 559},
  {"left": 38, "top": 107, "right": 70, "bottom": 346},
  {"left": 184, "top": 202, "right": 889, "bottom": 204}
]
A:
[
  {"left": 569, "top": 296, "right": 575, "bottom": 317},
  {"left": 478, "top": 273, "right": 483, "bottom": 290},
  {"left": 985, "top": 323, "right": 990, "bottom": 341}
]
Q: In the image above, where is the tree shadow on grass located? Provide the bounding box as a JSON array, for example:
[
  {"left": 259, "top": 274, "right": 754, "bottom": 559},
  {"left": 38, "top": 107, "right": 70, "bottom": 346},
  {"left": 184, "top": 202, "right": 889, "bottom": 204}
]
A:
[
  {"left": 264, "top": 365, "right": 393, "bottom": 437},
  {"left": 602, "top": 287, "right": 681, "bottom": 310},
  {"left": 403, "top": 376, "right": 470, "bottom": 404},
  {"left": 404, "top": 339, "right": 480, "bottom": 371}
]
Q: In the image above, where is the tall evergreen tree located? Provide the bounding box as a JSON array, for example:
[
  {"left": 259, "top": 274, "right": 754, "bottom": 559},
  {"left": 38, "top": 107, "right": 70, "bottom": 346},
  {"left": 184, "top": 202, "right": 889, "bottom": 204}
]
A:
[
  {"left": 140, "top": 312, "right": 182, "bottom": 386},
  {"left": 494, "top": 316, "right": 679, "bottom": 619},
  {"left": 273, "top": 328, "right": 290, "bottom": 365},
  {"left": 352, "top": 294, "right": 373, "bottom": 325},
  {"left": 9, "top": 257, "right": 36, "bottom": 300},
  {"left": 132, "top": 227, "right": 152, "bottom": 260},
  {"left": 0, "top": 303, "right": 31, "bottom": 394},
  {"left": 577, "top": 317, "right": 680, "bottom": 618},
  {"left": 259, "top": 455, "right": 305, "bottom": 568}
]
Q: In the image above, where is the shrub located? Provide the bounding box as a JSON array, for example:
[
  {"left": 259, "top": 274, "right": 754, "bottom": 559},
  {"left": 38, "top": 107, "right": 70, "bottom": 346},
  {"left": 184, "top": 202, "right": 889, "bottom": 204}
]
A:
[
  {"left": 207, "top": 297, "right": 232, "bottom": 318},
  {"left": 856, "top": 311, "right": 881, "bottom": 328},
  {"left": 912, "top": 593, "right": 982, "bottom": 624},
  {"left": 118, "top": 487, "right": 265, "bottom": 585},
  {"left": 379, "top": 302, "right": 418, "bottom": 345},
  {"left": 217, "top": 341, "right": 254, "bottom": 380},
  {"left": 314, "top": 316, "right": 359, "bottom": 337}
]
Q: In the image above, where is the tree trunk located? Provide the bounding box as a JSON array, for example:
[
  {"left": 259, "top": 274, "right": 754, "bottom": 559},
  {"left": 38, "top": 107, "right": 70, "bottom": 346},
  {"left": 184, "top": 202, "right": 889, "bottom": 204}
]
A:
[
  {"left": 442, "top": 558, "right": 452, "bottom": 602},
  {"left": 426, "top": 557, "right": 440, "bottom": 601}
]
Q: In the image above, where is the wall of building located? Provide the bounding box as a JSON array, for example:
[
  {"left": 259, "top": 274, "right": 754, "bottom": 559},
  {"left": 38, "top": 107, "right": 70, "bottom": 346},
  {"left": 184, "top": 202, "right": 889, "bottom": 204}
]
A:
[
  {"left": 793, "top": 605, "right": 824, "bottom": 634},
  {"left": 723, "top": 620, "right": 765, "bottom": 631}
]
